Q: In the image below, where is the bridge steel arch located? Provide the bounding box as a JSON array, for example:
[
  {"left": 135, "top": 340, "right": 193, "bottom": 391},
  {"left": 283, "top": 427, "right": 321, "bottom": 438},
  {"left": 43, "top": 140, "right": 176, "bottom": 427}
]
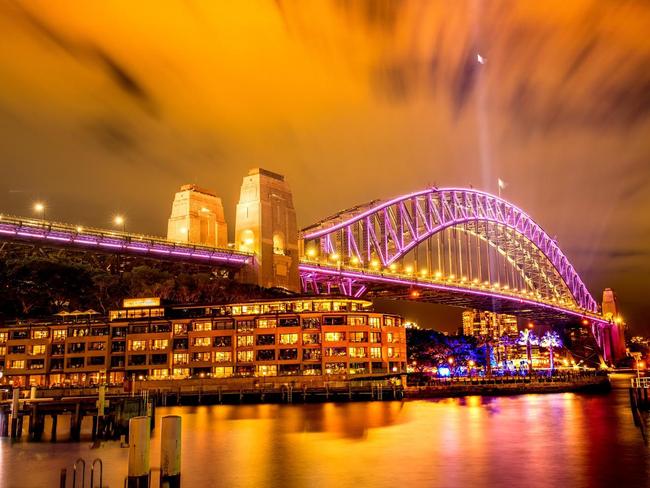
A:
[{"left": 300, "top": 188, "right": 599, "bottom": 315}]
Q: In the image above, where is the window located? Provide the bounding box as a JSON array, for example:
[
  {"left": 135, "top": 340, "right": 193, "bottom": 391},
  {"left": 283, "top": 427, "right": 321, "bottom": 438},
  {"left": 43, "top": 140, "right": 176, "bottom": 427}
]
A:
[
  {"left": 237, "top": 335, "right": 254, "bottom": 347},
  {"left": 173, "top": 338, "right": 188, "bottom": 350},
  {"left": 237, "top": 350, "right": 253, "bottom": 362},
  {"left": 301, "top": 318, "right": 320, "bottom": 329},
  {"left": 387, "top": 333, "right": 394, "bottom": 343},
  {"left": 348, "top": 316, "right": 366, "bottom": 325},
  {"left": 314, "top": 301, "right": 331, "bottom": 312},
  {"left": 325, "top": 347, "right": 347, "bottom": 357},
  {"left": 323, "top": 316, "right": 345, "bottom": 325},
  {"left": 349, "top": 347, "right": 367, "bottom": 358},
  {"left": 257, "top": 319, "right": 276, "bottom": 329},
  {"left": 0, "top": 346, "right": 6, "bottom": 356},
  {"left": 325, "top": 332, "right": 345, "bottom": 342},
  {"left": 213, "top": 366, "right": 233, "bottom": 378},
  {"left": 370, "top": 332, "right": 381, "bottom": 343},
  {"left": 294, "top": 301, "right": 313, "bottom": 312},
  {"left": 172, "top": 368, "right": 189, "bottom": 379},
  {"left": 33, "top": 329, "right": 49, "bottom": 339},
  {"left": 279, "top": 333, "right": 298, "bottom": 345},
  {"left": 10, "top": 360, "right": 25, "bottom": 369},
  {"left": 256, "top": 350, "right": 275, "bottom": 361},
  {"left": 173, "top": 353, "right": 189, "bottom": 365},
  {"left": 173, "top": 323, "right": 188, "bottom": 335},
  {"left": 387, "top": 347, "right": 395, "bottom": 358},
  {"left": 68, "top": 343, "right": 85, "bottom": 353},
  {"left": 193, "top": 337, "right": 211, "bottom": 347},
  {"left": 237, "top": 320, "right": 254, "bottom": 332},
  {"left": 151, "top": 369, "right": 169, "bottom": 379},
  {"left": 213, "top": 336, "right": 232, "bottom": 348},
  {"left": 256, "top": 334, "right": 275, "bottom": 346},
  {"left": 256, "top": 365, "right": 277, "bottom": 376},
  {"left": 0, "top": 332, "right": 7, "bottom": 343},
  {"left": 302, "top": 365, "right": 322, "bottom": 375},
  {"left": 129, "top": 340, "right": 147, "bottom": 352},
  {"left": 88, "top": 342, "right": 105, "bottom": 351},
  {"left": 302, "top": 333, "right": 320, "bottom": 345},
  {"left": 31, "top": 344, "right": 46, "bottom": 355},
  {"left": 385, "top": 317, "right": 395, "bottom": 327},
  {"left": 332, "top": 301, "right": 349, "bottom": 311},
  {"left": 10, "top": 345, "right": 25, "bottom": 354},
  {"left": 279, "top": 349, "right": 298, "bottom": 360},
  {"left": 52, "top": 344, "right": 65, "bottom": 355},
  {"left": 29, "top": 359, "right": 45, "bottom": 369},
  {"left": 369, "top": 317, "right": 381, "bottom": 328},
  {"left": 151, "top": 339, "right": 169, "bottom": 350},
  {"left": 303, "top": 348, "right": 322, "bottom": 361},
  {"left": 111, "top": 327, "right": 126, "bottom": 338},
  {"left": 151, "top": 354, "right": 167, "bottom": 365},
  {"left": 278, "top": 317, "right": 299, "bottom": 327},
  {"left": 279, "top": 364, "right": 300, "bottom": 375},
  {"left": 193, "top": 321, "right": 212, "bottom": 332},
  {"left": 213, "top": 351, "right": 232, "bottom": 363},
  {"left": 191, "top": 352, "right": 211, "bottom": 362},
  {"left": 324, "top": 362, "right": 346, "bottom": 374},
  {"left": 349, "top": 332, "right": 367, "bottom": 343},
  {"left": 370, "top": 347, "right": 382, "bottom": 359},
  {"left": 89, "top": 356, "right": 105, "bottom": 366}
]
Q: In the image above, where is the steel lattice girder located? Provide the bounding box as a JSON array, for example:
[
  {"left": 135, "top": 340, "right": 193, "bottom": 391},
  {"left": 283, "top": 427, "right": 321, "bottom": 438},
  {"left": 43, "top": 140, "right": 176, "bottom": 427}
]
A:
[{"left": 301, "top": 188, "right": 598, "bottom": 313}]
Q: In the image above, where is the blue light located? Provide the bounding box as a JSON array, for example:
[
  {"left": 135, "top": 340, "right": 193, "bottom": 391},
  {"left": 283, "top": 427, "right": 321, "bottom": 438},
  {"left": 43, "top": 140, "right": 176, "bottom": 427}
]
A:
[{"left": 438, "top": 367, "right": 451, "bottom": 377}]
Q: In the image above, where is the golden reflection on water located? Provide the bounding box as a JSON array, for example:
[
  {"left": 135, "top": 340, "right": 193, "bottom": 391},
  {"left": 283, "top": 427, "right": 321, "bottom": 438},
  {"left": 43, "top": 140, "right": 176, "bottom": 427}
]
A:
[{"left": 0, "top": 384, "right": 648, "bottom": 488}]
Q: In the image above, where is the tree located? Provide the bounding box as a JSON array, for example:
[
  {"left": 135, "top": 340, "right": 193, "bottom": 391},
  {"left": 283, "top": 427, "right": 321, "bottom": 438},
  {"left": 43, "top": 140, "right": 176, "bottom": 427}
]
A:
[
  {"left": 517, "top": 329, "right": 539, "bottom": 374},
  {"left": 540, "top": 331, "right": 563, "bottom": 372}
]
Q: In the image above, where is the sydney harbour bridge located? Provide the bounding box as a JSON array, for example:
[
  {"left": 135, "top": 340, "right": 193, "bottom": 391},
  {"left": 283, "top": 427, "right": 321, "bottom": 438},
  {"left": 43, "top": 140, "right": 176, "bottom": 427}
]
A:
[{"left": 0, "top": 171, "right": 624, "bottom": 365}]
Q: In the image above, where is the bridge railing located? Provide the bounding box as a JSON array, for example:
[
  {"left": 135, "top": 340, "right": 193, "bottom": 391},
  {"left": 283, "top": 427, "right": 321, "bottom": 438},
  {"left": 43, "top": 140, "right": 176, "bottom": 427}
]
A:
[{"left": 0, "top": 214, "right": 254, "bottom": 264}]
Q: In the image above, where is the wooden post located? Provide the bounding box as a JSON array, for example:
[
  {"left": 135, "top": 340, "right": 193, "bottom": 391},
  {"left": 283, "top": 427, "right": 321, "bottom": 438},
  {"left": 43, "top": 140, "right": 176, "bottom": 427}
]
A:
[
  {"left": 127, "top": 416, "right": 150, "bottom": 488},
  {"left": 51, "top": 414, "right": 58, "bottom": 442},
  {"left": 30, "top": 386, "right": 37, "bottom": 400},
  {"left": 10, "top": 388, "right": 19, "bottom": 438},
  {"left": 70, "top": 403, "right": 82, "bottom": 441},
  {"left": 160, "top": 415, "right": 182, "bottom": 488}
]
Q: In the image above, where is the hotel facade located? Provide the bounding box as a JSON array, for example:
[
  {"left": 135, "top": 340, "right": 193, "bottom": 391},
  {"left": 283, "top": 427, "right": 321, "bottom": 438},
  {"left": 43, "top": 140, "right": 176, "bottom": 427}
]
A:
[{"left": 0, "top": 297, "right": 407, "bottom": 387}]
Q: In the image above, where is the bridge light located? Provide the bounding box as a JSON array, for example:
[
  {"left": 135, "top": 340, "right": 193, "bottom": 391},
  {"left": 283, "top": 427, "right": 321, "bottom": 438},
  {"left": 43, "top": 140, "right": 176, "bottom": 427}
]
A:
[
  {"left": 434, "top": 271, "right": 442, "bottom": 279},
  {"left": 410, "top": 290, "right": 420, "bottom": 298},
  {"left": 76, "top": 226, "right": 83, "bottom": 233},
  {"left": 329, "top": 253, "right": 340, "bottom": 262},
  {"left": 370, "top": 259, "right": 380, "bottom": 268},
  {"left": 493, "top": 283, "right": 500, "bottom": 288},
  {"left": 461, "top": 276, "right": 467, "bottom": 282},
  {"left": 179, "top": 227, "right": 188, "bottom": 234},
  {"left": 419, "top": 269, "right": 428, "bottom": 277},
  {"left": 473, "top": 278, "right": 479, "bottom": 284},
  {"left": 306, "top": 248, "right": 317, "bottom": 258},
  {"left": 449, "top": 274, "right": 456, "bottom": 280},
  {"left": 350, "top": 256, "right": 359, "bottom": 265},
  {"left": 405, "top": 265, "right": 413, "bottom": 274},
  {"left": 503, "top": 285, "right": 509, "bottom": 290},
  {"left": 389, "top": 263, "right": 397, "bottom": 272}
]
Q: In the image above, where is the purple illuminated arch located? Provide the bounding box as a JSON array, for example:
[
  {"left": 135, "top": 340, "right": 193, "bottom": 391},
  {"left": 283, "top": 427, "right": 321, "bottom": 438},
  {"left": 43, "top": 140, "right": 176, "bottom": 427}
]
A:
[{"left": 301, "top": 188, "right": 598, "bottom": 313}]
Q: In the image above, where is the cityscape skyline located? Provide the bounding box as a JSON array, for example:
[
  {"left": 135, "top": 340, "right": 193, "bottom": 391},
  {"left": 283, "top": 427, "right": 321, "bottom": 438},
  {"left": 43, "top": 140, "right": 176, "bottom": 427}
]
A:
[{"left": 0, "top": 2, "right": 648, "bottom": 332}]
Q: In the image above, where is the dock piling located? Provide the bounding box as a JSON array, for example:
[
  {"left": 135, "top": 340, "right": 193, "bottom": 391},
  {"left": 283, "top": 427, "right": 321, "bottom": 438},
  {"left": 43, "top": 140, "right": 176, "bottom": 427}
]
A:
[{"left": 160, "top": 415, "right": 182, "bottom": 488}]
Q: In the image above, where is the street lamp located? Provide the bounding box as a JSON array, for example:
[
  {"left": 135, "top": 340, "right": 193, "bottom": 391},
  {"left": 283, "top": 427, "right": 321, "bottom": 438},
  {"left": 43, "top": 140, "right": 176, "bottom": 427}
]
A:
[
  {"left": 113, "top": 215, "right": 125, "bottom": 233},
  {"left": 33, "top": 202, "right": 45, "bottom": 220}
]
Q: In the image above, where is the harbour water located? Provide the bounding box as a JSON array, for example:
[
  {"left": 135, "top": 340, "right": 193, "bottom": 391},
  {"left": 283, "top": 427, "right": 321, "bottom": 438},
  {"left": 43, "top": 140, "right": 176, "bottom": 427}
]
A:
[{"left": 1, "top": 377, "right": 647, "bottom": 488}]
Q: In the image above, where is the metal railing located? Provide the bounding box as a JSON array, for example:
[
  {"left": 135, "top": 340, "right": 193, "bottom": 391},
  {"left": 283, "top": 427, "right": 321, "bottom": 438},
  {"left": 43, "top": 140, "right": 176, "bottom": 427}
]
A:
[
  {"left": 632, "top": 377, "right": 650, "bottom": 389},
  {"left": 0, "top": 213, "right": 253, "bottom": 265}
]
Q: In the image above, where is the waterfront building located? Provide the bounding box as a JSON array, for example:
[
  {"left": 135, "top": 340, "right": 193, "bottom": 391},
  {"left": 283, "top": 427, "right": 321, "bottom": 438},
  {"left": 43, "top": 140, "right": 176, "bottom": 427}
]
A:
[
  {"left": 0, "top": 297, "right": 406, "bottom": 387},
  {"left": 166, "top": 184, "right": 228, "bottom": 247},
  {"left": 462, "top": 310, "right": 518, "bottom": 339}
]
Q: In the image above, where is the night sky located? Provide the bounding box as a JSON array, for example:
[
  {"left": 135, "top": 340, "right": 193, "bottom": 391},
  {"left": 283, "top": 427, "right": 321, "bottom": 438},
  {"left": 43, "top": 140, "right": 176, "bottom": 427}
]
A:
[{"left": 0, "top": 2, "right": 648, "bottom": 333}]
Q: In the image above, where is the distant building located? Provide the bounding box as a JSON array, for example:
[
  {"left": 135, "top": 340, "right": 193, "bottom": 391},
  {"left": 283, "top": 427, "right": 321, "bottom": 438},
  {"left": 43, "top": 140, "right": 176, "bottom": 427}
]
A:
[
  {"left": 462, "top": 310, "right": 518, "bottom": 339},
  {"left": 166, "top": 184, "right": 228, "bottom": 247}
]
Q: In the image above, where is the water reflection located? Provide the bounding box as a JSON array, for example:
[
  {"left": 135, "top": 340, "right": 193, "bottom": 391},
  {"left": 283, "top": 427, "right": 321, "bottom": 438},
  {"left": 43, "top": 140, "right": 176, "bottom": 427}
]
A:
[{"left": 0, "top": 380, "right": 647, "bottom": 488}]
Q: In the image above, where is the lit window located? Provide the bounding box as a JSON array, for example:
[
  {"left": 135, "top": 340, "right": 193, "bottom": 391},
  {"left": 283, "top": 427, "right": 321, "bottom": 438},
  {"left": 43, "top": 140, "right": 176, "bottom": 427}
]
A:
[
  {"left": 369, "top": 317, "right": 381, "bottom": 328},
  {"left": 370, "top": 347, "right": 382, "bottom": 359},
  {"left": 214, "top": 351, "right": 232, "bottom": 363},
  {"left": 174, "top": 323, "right": 188, "bottom": 335},
  {"left": 237, "top": 335, "right": 254, "bottom": 347},
  {"left": 370, "top": 332, "right": 381, "bottom": 343},
  {"left": 33, "top": 330, "right": 49, "bottom": 339},
  {"left": 387, "top": 333, "right": 394, "bottom": 343},
  {"left": 213, "top": 366, "right": 233, "bottom": 378},
  {"left": 151, "top": 339, "right": 169, "bottom": 350},
  {"left": 349, "top": 347, "right": 367, "bottom": 358},
  {"left": 348, "top": 316, "right": 366, "bottom": 325},
  {"left": 53, "top": 330, "right": 66, "bottom": 341},
  {"left": 193, "top": 337, "right": 211, "bottom": 347},
  {"left": 279, "top": 333, "right": 298, "bottom": 345},
  {"left": 10, "top": 360, "right": 25, "bottom": 369},
  {"left": 31, "top": 344, "right": 46, "bottom": 355},
  {"left": 129, "top": 340, "right": 147, "bottom": 351},
  {"left": 385, "top": 317, "right": 395, "bottom": 327},
  {"left": 237, "top": 350, "right": 254, "bottom": 362},
  {"left": 0, "top": 332, "right": 8, "bottom": 343},
  {"left": 387, "top": 347, "right": 396, "bottom": 358},
  {"left": 193, "top": 321, "right": 212, "bottom": 332},
  {"left": 173, "top": 353, "right": 189, "bottom": 365},
  {"left": 172, "top": 368, "right": 189, "bottom": 379},
  {"left": 325, "top": 332, "right": 345, "bottom": 342},
  {"left": 257, "top": 319, "right": 277, "bottom": 329},
  {"left": 151, "top": 369, "right": 169, "bottom": 379},
  {"left": 256, "top": 365, "right": 277, "bottom": 377}
]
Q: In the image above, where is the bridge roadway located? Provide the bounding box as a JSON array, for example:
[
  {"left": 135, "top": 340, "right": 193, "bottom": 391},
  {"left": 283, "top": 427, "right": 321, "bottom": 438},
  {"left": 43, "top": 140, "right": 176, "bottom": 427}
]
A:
[
  {"left": 0, "top": 214, "right": 252, "bottom": 268},
  {"left": 298, "top": 262, "right": 609, "bottom": 327}
]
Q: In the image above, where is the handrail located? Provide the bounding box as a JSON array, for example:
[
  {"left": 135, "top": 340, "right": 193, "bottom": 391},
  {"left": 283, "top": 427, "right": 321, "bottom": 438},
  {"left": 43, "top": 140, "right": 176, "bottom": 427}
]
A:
[
  {"left": 0, "top": 214, "right": 253, "bottom": 263},
  {"left": 90, "top": 458, "right": 103, "bottom": 488},
  {"left": 72, "top": 458, "right": 86, "bottom": 488},
  {"left": 631, "top": 377, "right": 650, "bottom": 388}
]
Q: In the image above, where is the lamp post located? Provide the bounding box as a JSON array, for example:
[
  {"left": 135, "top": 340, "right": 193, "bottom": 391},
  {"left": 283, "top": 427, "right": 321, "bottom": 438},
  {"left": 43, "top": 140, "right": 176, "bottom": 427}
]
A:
[
  {"left": 114, "top": 215, "right": 125, "bottom": 233},
  {"left": 33, "top": 202, "right": 45, "bottom": 221}
]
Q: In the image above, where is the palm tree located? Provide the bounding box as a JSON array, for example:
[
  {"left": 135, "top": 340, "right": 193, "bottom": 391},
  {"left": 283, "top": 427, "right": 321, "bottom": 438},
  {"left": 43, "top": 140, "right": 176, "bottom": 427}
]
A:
[
  {"left": 517, "top": 329, "right": 539, "bottom": 375},
  {"left": 476, "top": 336, "right": 494, "bottom": 376},
  {"left": 540, "top": 331, "right": 563, "bottom": 372}
]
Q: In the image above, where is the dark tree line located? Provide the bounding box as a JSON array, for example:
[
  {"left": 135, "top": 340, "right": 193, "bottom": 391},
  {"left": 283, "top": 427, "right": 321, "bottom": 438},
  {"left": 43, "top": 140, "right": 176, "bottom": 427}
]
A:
[{"left": 0, "top": 256, "right": 291, "bottom": 322}]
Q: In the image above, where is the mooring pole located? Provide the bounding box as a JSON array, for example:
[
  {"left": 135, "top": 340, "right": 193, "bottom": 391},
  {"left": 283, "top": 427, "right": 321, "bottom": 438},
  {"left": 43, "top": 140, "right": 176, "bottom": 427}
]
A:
[
  {"left": 160, "top": 415, "right": 182, "bottom": 488},
  {"left": 127, "top": 416, "right": 150, "bottom": 488}
]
